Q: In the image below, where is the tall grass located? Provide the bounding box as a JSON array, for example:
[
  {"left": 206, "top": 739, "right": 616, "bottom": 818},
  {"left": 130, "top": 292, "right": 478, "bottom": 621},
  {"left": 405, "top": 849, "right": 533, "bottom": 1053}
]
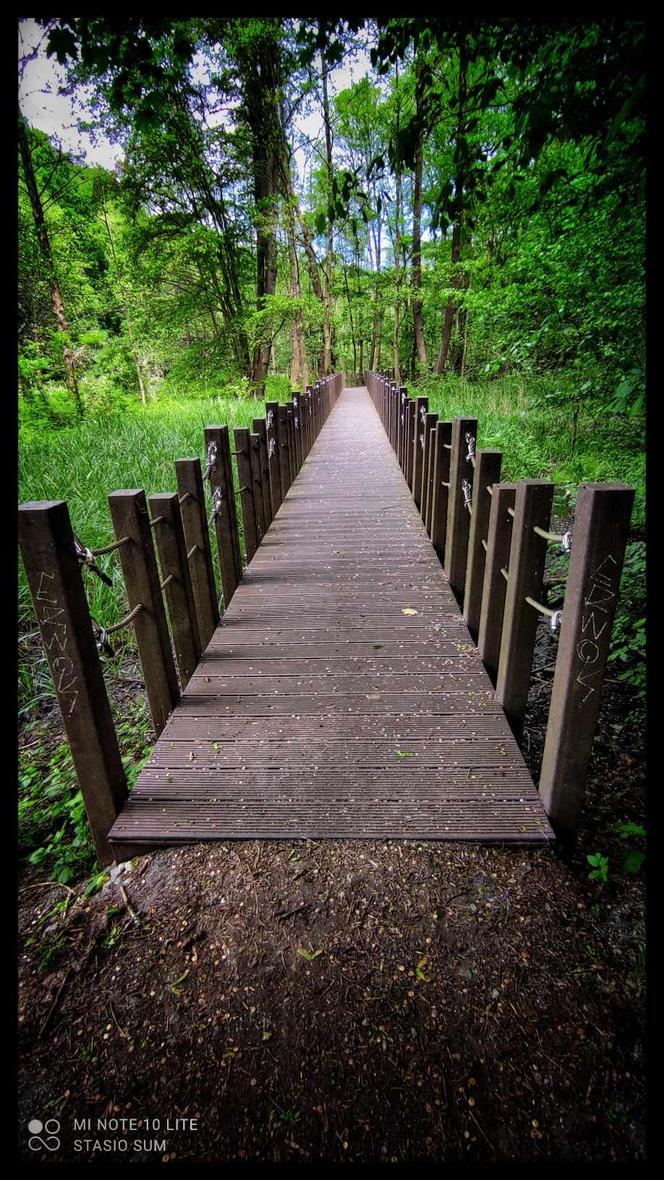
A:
[
  {"left": 19, "top": 391, "right": 288, "bottom": 630},
  {"left": 413, "top": 373, "right": 645, "bottom": 525}
]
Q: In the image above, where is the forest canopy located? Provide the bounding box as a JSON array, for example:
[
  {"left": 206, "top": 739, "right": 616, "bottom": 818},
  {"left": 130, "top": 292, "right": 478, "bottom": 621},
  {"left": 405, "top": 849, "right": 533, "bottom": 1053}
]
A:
[{"left": 19, "top": 17, "right": 645, "bottom": 422}]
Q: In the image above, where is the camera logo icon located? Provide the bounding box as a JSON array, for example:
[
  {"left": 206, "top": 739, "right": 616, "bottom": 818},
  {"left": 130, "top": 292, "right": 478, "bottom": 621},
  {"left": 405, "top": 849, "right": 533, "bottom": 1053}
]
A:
[{"left": 28, "top": 1118, "right": 61, "bottom": 1152}]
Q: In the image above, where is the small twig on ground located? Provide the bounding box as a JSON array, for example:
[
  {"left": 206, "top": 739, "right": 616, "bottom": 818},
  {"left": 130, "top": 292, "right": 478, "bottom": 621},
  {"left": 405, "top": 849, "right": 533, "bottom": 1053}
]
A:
[{"left": 39, "top": 971, "right": 70, "bottom": 1038}]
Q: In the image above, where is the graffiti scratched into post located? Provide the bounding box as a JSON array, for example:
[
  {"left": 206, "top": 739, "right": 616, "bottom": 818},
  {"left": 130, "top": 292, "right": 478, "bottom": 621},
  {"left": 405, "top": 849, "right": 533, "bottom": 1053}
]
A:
[
  {"left": 575, "top": 553, "right": 618, "bottom": 704},
  {"left": 35, "top": 569, "right": 79, "bottom": 715}
]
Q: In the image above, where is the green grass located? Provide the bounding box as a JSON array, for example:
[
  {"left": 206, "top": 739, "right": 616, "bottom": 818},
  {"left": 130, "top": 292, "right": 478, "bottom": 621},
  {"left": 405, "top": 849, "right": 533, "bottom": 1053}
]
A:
[
  {"left": 412, "top": 372, "right": 645, "bottom": 526},
  {"left": 19, "top": 384, "right": 293, "bottom": 633}
]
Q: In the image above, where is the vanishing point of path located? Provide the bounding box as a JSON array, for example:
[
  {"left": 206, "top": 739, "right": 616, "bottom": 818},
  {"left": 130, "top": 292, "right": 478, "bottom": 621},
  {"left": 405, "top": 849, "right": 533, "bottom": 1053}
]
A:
[{"left": 109, "top": 388, "right": 553, "bottom": 850}]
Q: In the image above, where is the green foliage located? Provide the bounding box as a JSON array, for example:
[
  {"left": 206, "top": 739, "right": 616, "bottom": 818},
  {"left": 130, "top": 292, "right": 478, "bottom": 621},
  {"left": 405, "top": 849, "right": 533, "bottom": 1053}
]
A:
[
  {"left": 19, "top": 744, "right": 95, "bottom": 883},
  {"left": 587, "top": 853, "right": 609, "bottom": 884}
]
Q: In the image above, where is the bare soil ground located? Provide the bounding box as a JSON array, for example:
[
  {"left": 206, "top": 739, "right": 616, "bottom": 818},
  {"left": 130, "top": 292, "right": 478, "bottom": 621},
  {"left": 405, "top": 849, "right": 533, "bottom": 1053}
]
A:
[{"left": 17, "top": 647, "right": 646, "bottom": 1164}]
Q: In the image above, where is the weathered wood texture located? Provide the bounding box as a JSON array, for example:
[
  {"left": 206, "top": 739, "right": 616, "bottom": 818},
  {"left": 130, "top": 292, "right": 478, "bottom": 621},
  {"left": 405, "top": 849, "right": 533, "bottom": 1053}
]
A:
[
  {"left": 110, "top": 388, "right": 552, "bottom": 850},
  {"left": 538, "top": 484, "right": 634, "bottom": 833},
  {"left": 203, "top": 426, "right": 242, "bottom": 604},
  {"left": 18, "top": 500, "right": 128, "bottom": 864},
  {"left": 496, "top": 480, "right": 554, "bottom": 737},
  {"left": 445, "top": 417, "right": 478, "bottom": 603},
  {"left": 478, "top": 483, "right": 516, "bottom": 685},
  {"left": 175, "top": 459, "right": 219, "bottom": 648},
  {"left": 149, "top": 492, "right": 201, "bottom": 688},
  {"left": 108, "top": 490, "right": 180, "bottom": 736},
  {"left": 464, "top": 450, "right": 503, "bottom": 642},
  {"left": 431, "top": 421, "right": 453, "bottom": 564}
]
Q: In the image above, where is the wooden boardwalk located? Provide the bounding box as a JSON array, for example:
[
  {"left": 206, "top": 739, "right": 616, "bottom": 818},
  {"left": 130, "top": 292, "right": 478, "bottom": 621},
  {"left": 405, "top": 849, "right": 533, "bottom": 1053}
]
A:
[{"left": 109, "top": 388, "right": 554, "bottom": 851}]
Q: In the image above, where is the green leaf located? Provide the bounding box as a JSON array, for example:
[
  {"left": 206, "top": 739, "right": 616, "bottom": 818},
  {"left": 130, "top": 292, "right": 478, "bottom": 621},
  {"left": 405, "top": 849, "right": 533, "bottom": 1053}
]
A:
[
  {"left": 613, "top": 822, "right": 646, "bottom": 840},
  {"left": 622, "top": 850, "right": 645, "bottom": 875}
]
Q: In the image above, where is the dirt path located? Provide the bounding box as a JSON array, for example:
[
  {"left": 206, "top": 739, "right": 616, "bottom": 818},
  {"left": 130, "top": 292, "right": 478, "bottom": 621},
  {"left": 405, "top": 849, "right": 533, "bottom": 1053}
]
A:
[{"left": 19, "top": 820, "right": 645, "bottom": 1162}]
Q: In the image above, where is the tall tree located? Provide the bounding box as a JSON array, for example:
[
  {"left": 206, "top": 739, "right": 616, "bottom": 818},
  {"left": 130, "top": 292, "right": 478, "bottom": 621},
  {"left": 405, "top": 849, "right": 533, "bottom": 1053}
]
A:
[
  {"left": 435, "top": 33, "right": 468, "bottom": 374},
  {"left": 411, "top": 59, "right": 427, "bottom": 370},
  {"left": 18, "top": 114, "right": 84, "bottom": 418},
  {"left": 319, "top": 31, "right": 335, "bottom": 375}
]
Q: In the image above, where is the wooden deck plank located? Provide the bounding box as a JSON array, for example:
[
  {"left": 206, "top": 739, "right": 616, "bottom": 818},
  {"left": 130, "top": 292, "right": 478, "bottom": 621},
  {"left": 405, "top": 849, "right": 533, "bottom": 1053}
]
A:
[{"left": 110, "top": 387, "right": 553, "bottom": 848}]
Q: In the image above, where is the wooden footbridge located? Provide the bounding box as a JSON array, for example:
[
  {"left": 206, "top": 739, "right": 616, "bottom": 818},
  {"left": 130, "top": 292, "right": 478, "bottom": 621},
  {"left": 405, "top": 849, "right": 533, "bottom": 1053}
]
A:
[{"left": 19, "top": 375, "right": 634, "bottom": 865}]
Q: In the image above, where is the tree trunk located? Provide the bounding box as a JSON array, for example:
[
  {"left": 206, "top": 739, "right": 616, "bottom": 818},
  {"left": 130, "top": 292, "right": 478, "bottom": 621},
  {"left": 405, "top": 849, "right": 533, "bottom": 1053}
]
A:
[
  {"left": 18, "top": 114, "right": 83, "bottom": 418},
  {"left": 435, "top": 36, "right": 468, "bottom": 374},
  {"left": 320, "top": 36, "right": 334, "bottom": 376},
  {"left": 286, "top": 204, "right": 307, "bottom": 390},
  {"left": 237, "top": 30, "right": 283, "bottom": 397},
  {"left": 412, "top": 63, "right": 427, "bottom": 370}
]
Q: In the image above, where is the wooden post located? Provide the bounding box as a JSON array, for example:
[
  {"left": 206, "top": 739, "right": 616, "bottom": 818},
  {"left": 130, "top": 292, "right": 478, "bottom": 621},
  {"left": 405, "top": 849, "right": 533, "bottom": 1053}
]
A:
[
  {"left": 412, "top": 396, "right": 429, "bottom": 509},
  {"left": 233, "top": 428, "right": 259, "bottom": 562},
  {"left": 398, "top": 388, "right": 408, "bottom": 471},
  {"left": 430, "top": 421, "right": 452, "bottom": 562},
  {"left": 175, "top": 458, "right": 219, "bottom": 648},
  {"left": 108, "top": 490, "right": 180, "bottom": 736},
  {"left": 265, "top": 402, "right": 283, "bottom": 513},
  {"left": 301, "top": 388, "right": 311, "bottom": 457},
  {"left": 478, "top": 483, "right": 516, "bottom": 685},
  {"left": 308, "top": 384, "right": 315, "bottom": 442},
  {"left": 18, "top": 500, "right": 128, "bottom": 865},
  {"left": 405, "top": 399, "right": 416, "bottom": 489},
  {"left": 420, "top": 411, "right": 438, "bottom": 522},
  {"left": 538, "top": 483, "right": 634, "bottom": 834},
  {"left": 445, "top": 417, "right": 478, "bottom": 603},
  {"left": 310, "top": 384, "right": 316, "bottom": 437},
  {"left": 277, "top": 405, "right": 291, "bottom": 497},
  {"left": 424, "top": 426, "right": 437, "bottom": 535},
  {"left": 496, "top": 479, "right": 555, "bottom": 738},
  {"left": 203, "top": 426, "right": 242, "bottom": 605},
  {"left": 292, "top": 394, "right": 303, "bottom": 472},
  {"left": 149, "top": 492, "right": 201, "bottom": 688},
  {"left": 253, "top": 418, "right": 273, "bottom": 529},
  {"left": 249, "top": 433, "right": 266, "bottom": 541},
  {"left": 463, "top": 449, "right": 503, "bottom": 642},
  {"left": 285, "top": 404, "right": 296, "bottom": 485}
]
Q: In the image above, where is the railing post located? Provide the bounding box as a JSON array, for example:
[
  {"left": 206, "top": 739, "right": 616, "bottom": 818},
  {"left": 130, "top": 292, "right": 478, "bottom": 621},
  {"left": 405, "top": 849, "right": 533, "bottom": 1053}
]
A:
[
  {"left": 424, "top": 425, "right": 437, "bottom": 535},
  {"left": 302, "top": 387, "right": 312, "bottom": 455},
  {"left": 464, "top": 450, "right": 503, "bottom": 642},
  {"left": 478, "top": 483, "right": 516, "bottom": 685},
  {"left": 420, "top": 411, "right": 438, "bottom": 523},
  {"left": 285, "top": 404, "right": 296, "bottom": 484},
  {"left": 292, "top": 394, "right": 303, "bottom": 472},
  {"left": 496, "top": 479, "right": 555, "bottom": 738},
  {"left": 252, "top": 417, "right": 273, "bottom": 529},
  {"left": 175, "top": 458, "right": 219, "bottom": 648},
  {"left": 412, "top": 396, "right": 429, "bottom": 509},
  {"left": 249, "top": 432, "right": 266, "bottom": 541},
  {"left": 18, "top": 500, "right": 128, "bottom": 865},
  {"left": 203, "top": 426, "right": 242, "bottom": 604},
  {"left": 149, "top": 492, "right": 202, "bottom": 688},
  {"left": 277, "top": 404, "right": 291, "bottom": 496},
  {"left": 538, "top": 483, "right": 634, "bottom": 834},
  {"left": 310, "top": 384, "right": 318, "bottom": 439},
  {"left": 398, "top": 387, "right": 408, "bottom": 471},
  {"left": 108, "top": 490, "right": 180, "bottom": 736},
  {"left": 430, "top": 421, "right": 452, "bottom": 563},
  {"left": 265, "top": 402, "right": 283, "bottom": 513},
  {"left": 233, "top": 428, "right": 259, "bottom": 562},
  {"left": 405, "top": 399, "right": 416, "bottom": 489},
  {"left": 445, "top": 417, "right": 478, "bottom": 603}
]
